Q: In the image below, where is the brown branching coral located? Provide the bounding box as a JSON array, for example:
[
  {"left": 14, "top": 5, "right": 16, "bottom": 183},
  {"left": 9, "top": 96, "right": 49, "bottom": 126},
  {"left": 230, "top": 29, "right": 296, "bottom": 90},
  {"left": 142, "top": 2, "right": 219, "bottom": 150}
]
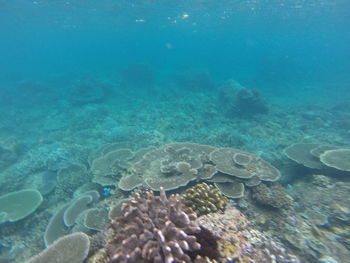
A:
[
  {"left": 106, "top": 187, "right": 219, "bottom": 263},
  {"left": 183, "top": 183, "right": 228, "bottom": 216}
]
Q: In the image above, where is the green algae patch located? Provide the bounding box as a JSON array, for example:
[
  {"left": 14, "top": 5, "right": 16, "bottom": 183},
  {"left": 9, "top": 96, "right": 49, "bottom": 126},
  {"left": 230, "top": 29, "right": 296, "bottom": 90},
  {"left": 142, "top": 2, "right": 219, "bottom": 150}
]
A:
[{"left": 0, "top": 189, "right": 43, "bottom": 224}]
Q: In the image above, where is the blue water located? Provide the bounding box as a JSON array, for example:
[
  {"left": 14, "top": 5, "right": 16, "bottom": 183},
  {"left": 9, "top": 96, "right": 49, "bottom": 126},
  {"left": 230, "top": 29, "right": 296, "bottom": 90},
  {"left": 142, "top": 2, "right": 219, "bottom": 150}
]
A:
[
  {"left": 0, "top": 1, "right": 350, "bottom": 262},
  {"left": 1, "top": 1, "right": 349, "bottom": 93}
]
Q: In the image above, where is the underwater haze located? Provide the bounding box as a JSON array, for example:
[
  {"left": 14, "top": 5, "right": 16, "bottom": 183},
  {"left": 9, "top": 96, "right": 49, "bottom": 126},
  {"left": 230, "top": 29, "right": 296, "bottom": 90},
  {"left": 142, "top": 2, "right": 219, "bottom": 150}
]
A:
[{"left": 0, "top": 1, "right": 350, "bottom": 263}]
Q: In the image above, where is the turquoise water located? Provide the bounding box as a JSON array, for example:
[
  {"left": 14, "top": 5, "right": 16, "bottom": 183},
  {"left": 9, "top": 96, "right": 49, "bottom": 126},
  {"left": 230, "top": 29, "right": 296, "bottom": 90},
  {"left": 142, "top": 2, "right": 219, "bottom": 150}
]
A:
[{"left": 0, "top": 1, "right": 350, "bottom": 262}]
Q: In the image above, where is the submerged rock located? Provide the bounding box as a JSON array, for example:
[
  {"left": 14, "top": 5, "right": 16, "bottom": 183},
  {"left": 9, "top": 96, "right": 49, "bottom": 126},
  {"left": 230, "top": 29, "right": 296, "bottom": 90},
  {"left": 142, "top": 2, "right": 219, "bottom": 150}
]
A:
[{"left": 218, "top": 80, "right": 268, "bottom": 117}]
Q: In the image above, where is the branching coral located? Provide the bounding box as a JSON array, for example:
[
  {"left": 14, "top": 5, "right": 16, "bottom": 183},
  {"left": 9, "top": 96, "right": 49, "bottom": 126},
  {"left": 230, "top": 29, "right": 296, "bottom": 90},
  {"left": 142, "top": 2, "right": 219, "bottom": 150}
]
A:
[{"left": 106, "top": 187, "right": 219, "bottom": 263}]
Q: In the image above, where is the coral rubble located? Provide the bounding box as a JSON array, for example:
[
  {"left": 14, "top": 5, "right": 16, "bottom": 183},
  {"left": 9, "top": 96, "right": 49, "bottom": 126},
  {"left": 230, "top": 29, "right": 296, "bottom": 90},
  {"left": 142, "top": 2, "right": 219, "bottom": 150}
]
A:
[
  {"left": 252, "top": 183, "right": 293, "bottom": 210},
  {"left": 197, "top": 207, "right": 300, "bottom": 262}
]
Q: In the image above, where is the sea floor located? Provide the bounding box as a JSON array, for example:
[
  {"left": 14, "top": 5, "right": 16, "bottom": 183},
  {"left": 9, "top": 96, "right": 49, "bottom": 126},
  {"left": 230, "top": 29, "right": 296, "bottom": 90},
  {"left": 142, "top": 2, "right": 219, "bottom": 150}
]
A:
[{"left": 0, "top": 76, "right": 349, "bottom": 262}]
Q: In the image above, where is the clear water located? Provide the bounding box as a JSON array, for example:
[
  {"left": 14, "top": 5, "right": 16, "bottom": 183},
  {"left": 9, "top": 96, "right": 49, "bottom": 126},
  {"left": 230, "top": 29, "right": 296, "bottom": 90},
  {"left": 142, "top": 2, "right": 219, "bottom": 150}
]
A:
[{"left": 0, "top": 1, "right": 349, "bottom": 262}]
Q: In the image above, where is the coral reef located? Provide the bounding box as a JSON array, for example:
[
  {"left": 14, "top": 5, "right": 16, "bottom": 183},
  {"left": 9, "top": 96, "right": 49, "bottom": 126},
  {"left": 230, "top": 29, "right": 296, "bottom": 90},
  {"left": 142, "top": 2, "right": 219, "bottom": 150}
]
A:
[
  {"left": 44, "top": 203, "right": 71, "bottom": 247},
  {"left": 319, "top": 148, "right": 350, "bottom": 172},
  {"left": 104, "top": 187, "right": 219, "bottom": 262},
  {"left": 63, "top": 195, "right": 95, "bottom": 227},
  {"left": 2, "top": 64, "right": 350, "bottom": 263},
  {"left": 310, "top": 145, "right": 339, "bottom": 158},
  {"left": 210, "top": 148, "right": 281, "bottom": 181},
  {"left": 108, "top": 198, "right": 130, "bottom": 219},
  {"left": 302, "top": 208, "right": 329, "bottom": 226},
  {"left": 89, "top": 143, "right": 155, "bottom": 187},
  {"left": 252, "top": 183, "right": 293, "bottom": 210},
  {"left": 281, "top": 180, "right": 350, "bottom": 262},
  {"left": 214, "top": 181, "right": 245, "bottom": 198},
  {"left": 0, "top": 137, "right": 20, "bottom": 171},
  {"left": 182, "top": 183, "right": 228, "bottom": 215},
  {"left": 27, "top": 232, "right": 90, "bottom": 263},
  {"left": 119, "top": 142, "right": 217, "bottom": 191},
  {"left": 91, "top": 147, "right": 134, "bottom": 186},
  {"left": 197, "top": 207, "right": 300, "bottom": 262},
  {"left": 284, "top": 143, "right": 350, "bottom": 174},
  {"left": 36, "top": 170, "right": 57, "bottom": 196},
  {"left": 82, "top": 208, "right": 109, "bottom": 231},
  {"left": 0, "top": 242, "right": 24, "bottom": 262},
  {"left": 0, "top": 189, "right": 43, "bottom": 224},
  {"left": 234, "top": 88, "right": 269, "bottom": 116},
  {"left": 218, "top": 80, "right": 268, "bottom": 117},
  {"left": 206, "top": 174, "right": 247, "bottom": 198},
  {"left": 311, "top": 174, "right": 333, "bottom": 188},
  {"left": 56, "top": 164, "right": 91, "bottom": 200},
  {"left": 44, "top": 190, "right": 100, "bottom": 246},
  {"left": 209, "top": 147, "right": 280, "bottom": 197},
  {"left": 15, "top": 144, "right": 84, "bottom": 176},
  {"left": 284, "top": 143, "right": 325, "bottom": 169},
  {"left": 118, "top": 142, "right": 280, "bottom": 198}
]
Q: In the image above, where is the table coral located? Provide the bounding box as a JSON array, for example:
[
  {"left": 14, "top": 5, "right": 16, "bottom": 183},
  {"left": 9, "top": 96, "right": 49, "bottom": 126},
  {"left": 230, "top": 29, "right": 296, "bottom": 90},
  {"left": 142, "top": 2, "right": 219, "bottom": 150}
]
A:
[
  {"left": 320, "top": 148, "right": 350, "bottom": 172},
  {"left": 118, "top": 142, "right": 280, "bottom": 195},
  {"left": 0, "top": 189, "right": 43, "bottom": 224},
  {"left": 119, "top": 142, "right": 217, "bottom": 191}
]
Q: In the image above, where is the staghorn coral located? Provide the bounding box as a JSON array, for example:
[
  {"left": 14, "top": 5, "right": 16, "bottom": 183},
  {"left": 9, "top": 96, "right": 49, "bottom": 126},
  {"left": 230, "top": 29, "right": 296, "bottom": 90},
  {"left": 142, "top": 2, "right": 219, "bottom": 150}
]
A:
[
  {"left": 105, "top": 187, "right": 219, "bottom": 263},
  {"left": 182, "top": 183, "right": 228, "bottom": 216}
]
